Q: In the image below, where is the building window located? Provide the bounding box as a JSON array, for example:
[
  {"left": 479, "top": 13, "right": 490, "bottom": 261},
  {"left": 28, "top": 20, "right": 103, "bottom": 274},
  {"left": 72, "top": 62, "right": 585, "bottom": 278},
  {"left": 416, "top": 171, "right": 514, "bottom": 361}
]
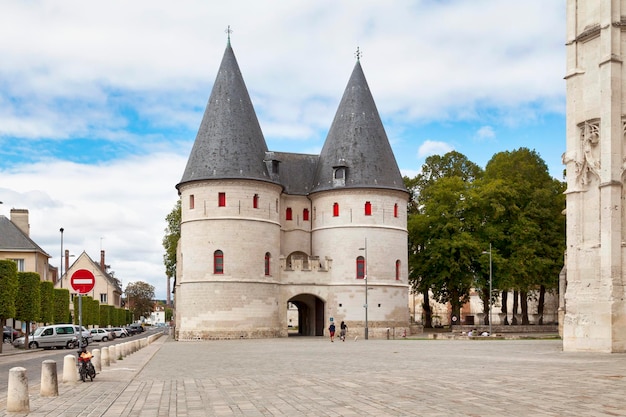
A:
[
  {"left": 286, "top": 207, "right": 293, "bottom": 221},
  {"left": 100, "top": 293, "right": 108, "bottom": 303},
  {"left": 396, "top": 260, "right": 401, "bottom": 281},
  {"left": 189, "top": 194, "right": 195, "bottom": 209},
  {"left": 265, "top": 252, "right": 271, "bottom": 276},
  {"left": 356, "top": 256, "right": 365, "bottom": 279},
  {"left": 214, "top": 250, "right": 224, "bottom": 274},
  {"left": 365, "top": 201, "right": 372, "bottom": 216},
  {"left": 303, "top": 208, "right": 309, "bottom": 221},
  {"left": 253, "top": 194, "right": 259, "bottom": 209},
  {"left": 394, "top": 203, "right": 398, "bottom": 218},
  {"left": 333, "top": 202, "right": 339, "bottom": 217},
  {"left": 11, "top": 259, "right": 25, "bottom": 272},
  {"left": 218, "top": 192, "right": 226, "bottom": 207},
  {"left": 334, "top": 167, "right": 345, "bottom": 179}
]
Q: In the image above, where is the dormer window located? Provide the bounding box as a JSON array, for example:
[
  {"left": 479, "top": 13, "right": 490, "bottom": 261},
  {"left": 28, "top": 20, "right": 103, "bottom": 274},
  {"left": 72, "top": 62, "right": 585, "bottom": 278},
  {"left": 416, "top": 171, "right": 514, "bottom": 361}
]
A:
[{"left": 332, "top": 162, "right": 347, "bottom": 187}]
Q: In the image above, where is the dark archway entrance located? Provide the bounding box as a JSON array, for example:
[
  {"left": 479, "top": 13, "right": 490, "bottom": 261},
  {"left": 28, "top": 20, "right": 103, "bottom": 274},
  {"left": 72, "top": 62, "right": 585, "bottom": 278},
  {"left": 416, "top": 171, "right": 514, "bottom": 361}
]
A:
[{"left": 287, "top": 294, "right": 325, "bottom": 336}]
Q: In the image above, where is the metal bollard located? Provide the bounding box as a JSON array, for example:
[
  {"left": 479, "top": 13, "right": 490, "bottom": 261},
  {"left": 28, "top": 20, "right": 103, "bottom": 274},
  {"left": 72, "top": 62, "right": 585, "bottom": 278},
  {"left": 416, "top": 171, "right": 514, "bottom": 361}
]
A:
[
  {"left": 40, "top": 360, "right": 58, "bottom": 397},
  {"left": 92, "top": 349, "right": 101, "bottom": 372},
  {"left": 7, "top": 367, "right": 29, "bottom": 412},
  {"left": 62, "top": 355, "right": 78, "bottom": 384}
]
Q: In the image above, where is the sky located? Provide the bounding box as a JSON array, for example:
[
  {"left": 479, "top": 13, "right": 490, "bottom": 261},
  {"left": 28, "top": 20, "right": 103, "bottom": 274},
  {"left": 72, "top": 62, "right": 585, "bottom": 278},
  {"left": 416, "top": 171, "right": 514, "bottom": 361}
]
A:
[{"left": 0, "top": 0, "right": 566, "bottom": 300}]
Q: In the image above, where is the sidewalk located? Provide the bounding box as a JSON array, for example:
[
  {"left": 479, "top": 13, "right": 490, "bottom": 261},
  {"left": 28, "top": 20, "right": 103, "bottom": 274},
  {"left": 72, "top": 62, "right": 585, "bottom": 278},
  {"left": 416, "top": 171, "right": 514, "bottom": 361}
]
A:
[
  {"left": 3, "top": 334, "right": 626, "bottom": 416},
  {"left": 0, "top": 334, "right": 166, "bottom": 417}
]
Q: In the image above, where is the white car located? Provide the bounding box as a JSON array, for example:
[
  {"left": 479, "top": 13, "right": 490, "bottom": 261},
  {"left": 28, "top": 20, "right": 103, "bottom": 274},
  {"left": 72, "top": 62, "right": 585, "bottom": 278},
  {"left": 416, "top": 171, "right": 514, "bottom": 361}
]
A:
[
  {"left": 89, "top": 328, "right": 112, "bottom": 342},
  {"left": 108, "top": 327, "right": 129, "bottom": 338},
  {"left": 74, "top": 326, "right": 93, "bottom": 345}
]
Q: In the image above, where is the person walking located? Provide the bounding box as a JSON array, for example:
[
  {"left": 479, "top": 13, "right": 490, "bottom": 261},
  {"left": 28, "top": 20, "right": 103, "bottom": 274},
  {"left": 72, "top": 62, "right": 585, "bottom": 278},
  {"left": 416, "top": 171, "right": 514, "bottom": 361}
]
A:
[
  {"left": 329, "top": 322, "right": 336, "bottom": 342},
  {"left": 340, "top": 321, "right": 348, "bottom": 342}
]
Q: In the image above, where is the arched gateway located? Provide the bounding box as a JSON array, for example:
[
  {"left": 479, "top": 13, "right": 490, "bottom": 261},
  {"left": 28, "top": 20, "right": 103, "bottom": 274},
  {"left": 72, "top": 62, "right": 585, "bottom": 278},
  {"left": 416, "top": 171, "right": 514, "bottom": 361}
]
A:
[{"left": 174, "top": 37, "right": 410, "bottom": 340}]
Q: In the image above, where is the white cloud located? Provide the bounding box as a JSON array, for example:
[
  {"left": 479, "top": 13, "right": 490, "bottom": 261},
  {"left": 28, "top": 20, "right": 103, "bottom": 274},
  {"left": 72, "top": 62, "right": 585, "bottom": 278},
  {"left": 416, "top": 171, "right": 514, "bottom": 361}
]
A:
[
  {"left": 417, "top": 140, "right": 455, "bottom": 159},
  {"left": 0, "top": 152, "right": 187, "bottom": 299},
  {"left": 475, "top": 126, "right": 496, "bottom": 141}
]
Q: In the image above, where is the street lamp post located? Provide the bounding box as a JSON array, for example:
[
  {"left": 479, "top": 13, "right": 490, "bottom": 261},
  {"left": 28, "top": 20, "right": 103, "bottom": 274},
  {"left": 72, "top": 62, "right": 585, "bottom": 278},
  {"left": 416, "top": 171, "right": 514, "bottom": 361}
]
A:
[
  {"left": 359, "top": 238, "right": 369, "bottom": 340},
  {"left": 59, "top": 228, "right": 64, "bottom": 288},
  {"left": 482, "top": 244, "right": 493, "bottom": 336}
]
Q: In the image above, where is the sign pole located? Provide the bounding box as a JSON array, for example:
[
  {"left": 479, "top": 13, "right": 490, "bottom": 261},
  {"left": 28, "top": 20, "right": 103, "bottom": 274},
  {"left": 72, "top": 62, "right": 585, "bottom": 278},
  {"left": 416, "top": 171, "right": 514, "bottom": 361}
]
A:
[{"left": 78, "top": 294, "right": 83, "bottom": 347}]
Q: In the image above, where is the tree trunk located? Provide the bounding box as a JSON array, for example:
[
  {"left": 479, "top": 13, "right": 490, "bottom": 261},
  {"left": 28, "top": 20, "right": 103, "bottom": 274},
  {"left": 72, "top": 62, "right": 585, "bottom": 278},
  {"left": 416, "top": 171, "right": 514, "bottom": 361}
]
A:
[
  {"left": 520, "top": 291, "right": 529, "bottom": 325},
  {"left": 481, "top": 287, "right": 489, "bottom": 325},
  {"left": 512, "top": 291, "right": 519, "bottom": 325},
  {"left": 450, "top": 289, "right": 461, "bottom": 326},
  {"left": 537, "top": 285, "right": 546, "bottom": 325},
  {"left": 501, "top": 290, "right": 509, "bottom": 325},
  {"left": 422, "top": 289, "right": 432, "bottom": 328}
]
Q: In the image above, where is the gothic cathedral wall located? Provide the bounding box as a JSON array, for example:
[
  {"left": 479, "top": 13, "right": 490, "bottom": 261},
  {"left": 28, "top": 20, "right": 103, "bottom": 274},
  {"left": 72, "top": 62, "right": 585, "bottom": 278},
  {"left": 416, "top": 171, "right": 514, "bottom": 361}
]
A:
[{"left": 563, "top": 0, "right": 626, "bottom": 352}]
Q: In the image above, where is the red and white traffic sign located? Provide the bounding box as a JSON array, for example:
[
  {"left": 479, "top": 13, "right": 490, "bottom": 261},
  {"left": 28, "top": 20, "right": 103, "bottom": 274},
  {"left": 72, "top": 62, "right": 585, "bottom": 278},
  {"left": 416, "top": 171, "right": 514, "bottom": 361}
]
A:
[{"left": 70, "top": 269, "right": 95, "bottom": 294}]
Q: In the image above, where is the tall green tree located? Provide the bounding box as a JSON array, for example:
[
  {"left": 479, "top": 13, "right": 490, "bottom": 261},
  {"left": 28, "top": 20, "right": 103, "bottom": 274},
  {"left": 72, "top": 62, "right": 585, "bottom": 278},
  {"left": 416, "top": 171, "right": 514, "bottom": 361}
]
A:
[
  {"left": 163, "top": 199, "right": 181, "bottom": 300},
  {"left": 125, "top": 281, "right": 155, "bottom": 321},
  {"left": 39, "top": 281, "right": 54, "bottom": 324},
  {"left": 0, "top": 260, "right": 18, "bottom": 353},
  {"left": 15, "top": 272, "right": 41, "bottom": 349},
  {"left": 407, "top": 151, "right": 484, "bottom": 326},
  {"left": 482, "top": 148, "right": 565, "bottom": 324},
  {"left": 53, "top": 288, "right": 71, "bottom": 323}
]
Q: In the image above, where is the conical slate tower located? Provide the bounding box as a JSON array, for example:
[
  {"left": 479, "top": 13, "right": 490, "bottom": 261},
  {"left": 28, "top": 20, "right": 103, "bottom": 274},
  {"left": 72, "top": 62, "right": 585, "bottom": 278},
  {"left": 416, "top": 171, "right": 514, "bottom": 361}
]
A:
[
  {"left": 177, "top": 41, "right": 272, "bottom": 187},
  {"left": 311, "top": 58, "right": 405, "bottom": 193}
]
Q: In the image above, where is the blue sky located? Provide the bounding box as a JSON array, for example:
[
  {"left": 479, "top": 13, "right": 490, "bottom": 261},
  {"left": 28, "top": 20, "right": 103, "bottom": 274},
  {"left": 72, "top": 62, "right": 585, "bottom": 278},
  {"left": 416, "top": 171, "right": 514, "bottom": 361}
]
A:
[{"left": 0, "top": 0, "right": 566, "bottom": 299}]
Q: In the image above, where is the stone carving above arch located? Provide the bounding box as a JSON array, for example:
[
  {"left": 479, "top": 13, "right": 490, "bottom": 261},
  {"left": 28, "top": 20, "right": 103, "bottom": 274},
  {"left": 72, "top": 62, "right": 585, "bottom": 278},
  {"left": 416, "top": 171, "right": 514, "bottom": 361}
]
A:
[{"left": 563, "top": 119, "right": 601, "bottom": 187}]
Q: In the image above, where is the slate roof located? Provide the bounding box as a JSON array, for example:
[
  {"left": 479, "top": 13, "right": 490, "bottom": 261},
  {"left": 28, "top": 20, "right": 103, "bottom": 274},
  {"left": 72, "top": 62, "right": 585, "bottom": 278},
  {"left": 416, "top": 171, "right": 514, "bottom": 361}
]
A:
[
  {"left": 177, "top": 42, "right": 275, "bottom": 189},
  {"left": 0, "top": 215, "right": 50, "bottom": 256},
  {"left": 178, "top": 43, "right": 406, "bottom": 196},
  {"left": 269, "top": 152, "right": 319, "bottom": 195},
  {"left": 311, "top": 60, "right": 406, "bottom": 193}
]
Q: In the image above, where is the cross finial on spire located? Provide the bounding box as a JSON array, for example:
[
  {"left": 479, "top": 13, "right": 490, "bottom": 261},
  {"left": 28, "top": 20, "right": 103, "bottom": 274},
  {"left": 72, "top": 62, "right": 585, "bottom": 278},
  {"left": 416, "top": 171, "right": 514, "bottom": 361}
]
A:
[
  {"left": 355, "top": 46, "right": 362, "bottom": 61},
  {"left": 225, "top": 25, "right": 233, "bottom": 45}
]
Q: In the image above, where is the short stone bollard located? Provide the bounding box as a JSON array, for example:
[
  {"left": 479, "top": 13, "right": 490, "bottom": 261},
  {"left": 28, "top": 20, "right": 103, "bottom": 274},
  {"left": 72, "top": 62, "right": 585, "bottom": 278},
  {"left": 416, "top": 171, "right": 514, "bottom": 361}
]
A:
[
  {"left": 7, "top": 367, "right": 29, "bottom": 412},
  {"left": 109, "top": 345, "right": 117, "bottom": 363},
  {"left": 102, "top": 346, "right": 110, "bottom": 367},
  {"left": 40, "top": 360, "right": 58, "bottom": 397},
  {"left": 62, "top": 355, "right": 78, "bottom": 384},
  {"left": 92, "top": 349, "right": 101, "bottom": 372}
]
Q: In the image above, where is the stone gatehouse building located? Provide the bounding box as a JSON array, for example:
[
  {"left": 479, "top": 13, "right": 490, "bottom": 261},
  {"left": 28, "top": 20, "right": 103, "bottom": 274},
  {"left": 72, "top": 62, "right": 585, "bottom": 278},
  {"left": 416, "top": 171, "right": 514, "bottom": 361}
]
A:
[{"left": 174, "top": 39, "right": 410, "bottom": 339}]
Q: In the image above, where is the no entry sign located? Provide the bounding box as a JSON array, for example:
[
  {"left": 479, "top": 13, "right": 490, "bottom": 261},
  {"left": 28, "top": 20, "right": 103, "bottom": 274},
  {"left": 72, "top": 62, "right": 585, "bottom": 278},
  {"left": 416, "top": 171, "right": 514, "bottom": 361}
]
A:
[{"left": 71, "top": 269, "right": 95, "bottom": 294}]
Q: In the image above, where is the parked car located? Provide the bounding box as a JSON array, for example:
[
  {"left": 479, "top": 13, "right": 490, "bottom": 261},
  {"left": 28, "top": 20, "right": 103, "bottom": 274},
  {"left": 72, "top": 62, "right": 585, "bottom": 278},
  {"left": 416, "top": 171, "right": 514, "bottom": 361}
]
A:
[
  {"left": 89, "top": 328, "right": 112, "bottom": 342},
  {"left": 3, "top": 326, "right": 20, "bottom": 343},
  {"left": 12, "top": 324, "right": 77, "bottom": 350},
  {"left": 74, "top": 325, "right": 93, "bottom": 345},
  {"left": 109, "top": 327, "right": 129, "bottom": 338},
  {"left": 125, "top": 323, "right": 144, "bottom": 335}
]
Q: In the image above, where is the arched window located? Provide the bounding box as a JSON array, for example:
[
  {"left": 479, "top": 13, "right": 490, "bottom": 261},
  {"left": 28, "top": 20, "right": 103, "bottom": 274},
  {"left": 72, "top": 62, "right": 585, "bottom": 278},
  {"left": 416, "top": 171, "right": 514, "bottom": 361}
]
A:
[
  {"left": 214, "top": 250, "right": 224, "bottom": 274},
  {"left": 356, "top": 256, "right": 365, "bottom": 279},
  {"left": 286, "top": 207, "right": 293, "bottom": 221},
  {"left": 394, "top": 203, "right": 399, "bottom": 218},
  {"left": 365, "top": 201, "right": 372, "bottom": 216},
  {"left": 265, "top": 252, "right": 271, "bottom": 276},
  {"left": 333, "top": 202, "right": 339, "bottom": 217},
  {"left": 395, "top": 260, "right": 401, "bottom": 280},
  {"left": 253, "top": 194, "right": 259, "bottom": 209},
  {"left": 303, "top": 208, "right": 309, "bottom": 221}
]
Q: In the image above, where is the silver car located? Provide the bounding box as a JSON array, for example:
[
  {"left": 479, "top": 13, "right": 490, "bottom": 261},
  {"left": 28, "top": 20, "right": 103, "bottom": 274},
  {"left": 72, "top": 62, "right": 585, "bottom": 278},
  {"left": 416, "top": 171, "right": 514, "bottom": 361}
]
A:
[{"left": 12, "top": 324, "right": 77, "bottom": 350}]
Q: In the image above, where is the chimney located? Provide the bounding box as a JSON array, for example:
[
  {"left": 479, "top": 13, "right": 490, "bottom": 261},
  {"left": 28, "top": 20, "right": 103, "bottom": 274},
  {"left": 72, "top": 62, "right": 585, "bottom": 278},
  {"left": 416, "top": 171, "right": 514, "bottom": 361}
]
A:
[
  {"left": 100, "top": 250, "right": 106, "bottom": 273},
  {"left": 10, "top": 209, "right": 30, "bottom": 237}
]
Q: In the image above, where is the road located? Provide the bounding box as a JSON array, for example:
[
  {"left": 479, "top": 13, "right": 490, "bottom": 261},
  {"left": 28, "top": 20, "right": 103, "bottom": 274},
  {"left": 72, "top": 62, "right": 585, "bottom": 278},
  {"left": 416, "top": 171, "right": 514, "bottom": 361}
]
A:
[{"left": 0, "top": 328, "right": 160, "bottom": 401}]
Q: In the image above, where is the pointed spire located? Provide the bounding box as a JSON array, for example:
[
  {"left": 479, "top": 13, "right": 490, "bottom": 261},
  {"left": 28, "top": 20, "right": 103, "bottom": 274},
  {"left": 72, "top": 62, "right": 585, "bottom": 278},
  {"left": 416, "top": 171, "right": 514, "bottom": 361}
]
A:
[
  {"left": 177, "top": 42, "right": 272, "bottom": 187},
  {"left": 312, "top": 59, "right": 405, "bottom": 193},
  {"left": 225, "top": 25, "right": 232, "bottom": 47}
]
